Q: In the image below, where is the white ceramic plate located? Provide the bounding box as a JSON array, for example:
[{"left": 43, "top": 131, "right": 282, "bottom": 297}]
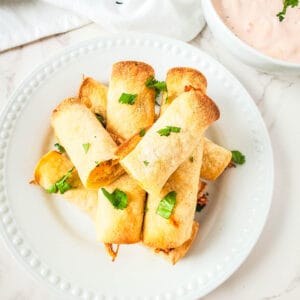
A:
[{"left": 0, "top": 33, "right": 273, "bottom": 300}]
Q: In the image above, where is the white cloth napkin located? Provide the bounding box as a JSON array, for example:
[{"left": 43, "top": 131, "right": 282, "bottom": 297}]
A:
[
  {"left": 0, "top": 0, "right": 205, "bottom": 52},
  {"left": 0, "top": 0, "right": 90, "bottom": 52}
]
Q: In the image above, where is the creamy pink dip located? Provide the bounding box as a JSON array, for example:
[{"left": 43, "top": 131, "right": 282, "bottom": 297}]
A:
[{"left": 212, "top": 0, "right": 300, "bottom": 63}]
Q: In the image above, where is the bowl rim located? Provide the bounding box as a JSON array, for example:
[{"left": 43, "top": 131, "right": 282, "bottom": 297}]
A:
[{"left": 202, "top": 0, "right": 300, "bottom": 69}]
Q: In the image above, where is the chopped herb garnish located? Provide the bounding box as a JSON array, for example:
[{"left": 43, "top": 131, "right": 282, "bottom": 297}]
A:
[
  {"left": 139, "top": 128, "right": 146, "bottom": 137},
  {"left": 54, "top": 143, "right": 65, "bottom": 153},
  {"left": 82, "top": 143, "right": 90, "bottom": 153},
  {"left": 101, "top": 188, "right": 128, "bottom": 209},
  {"left": 143, "top": 160, "right": 149, "bottom": 166},
  {"left": 189, "top": 156, "right": 194, "bottom": 163},
  {"left": 196, "top": 192, "right": 209, "bottom": 212},
  {"left": 156, "top": 191, "right": 177, "bottom": 219},
  {"left": 165, "top": 94, "right": 169, "bottom": 103},
  {"left": 118, "top": 93, "right": 137, "bottom": 105},
  {"left": 95, "top": 113, "right": 106, "bottom": 126},
  {"left": 196, "top": 203, "right": 206, "bottom": 212},
  {"left": 46, "top": 167, "right": 74, "bottom": 194},
  {"left": 231, "top": 150, "right": 246, "bottom": 165},
  {"left": 145, "top": 76, "right": 168, "bottom": 97},
  {"left": 157, "top": 126, "right": 181, "bottom": 136},
  {"left": 95, "top": 160, "right": 99, "bottom": 166},
  {"left": 46, "top": 184, "right": 57, "bottom": 193},
  {"left": 277, "top": 0, "right": 299, "bottom": 21}
]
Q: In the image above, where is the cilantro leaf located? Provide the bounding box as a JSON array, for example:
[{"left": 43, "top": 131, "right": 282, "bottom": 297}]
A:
[
  {"left": 46, "top": 184, "right": 57, "bottom": 193},
  {"left": 277, "top": 0, "right": 299, "bottom": 21},
  {"left": 95, "top": 113, "right": 106, "bottom": 126},
  {"left": 54, "top": 143, "right": 65, "bottom": 153},
  {"left": 118, "top": 93, "right": 137, "bottom": 105},
  {"left": 145, "top": 76, "right": 168, "bottom": 98},
  {"left": 46, "top": 167, "right": 75, "bottom": 194},
  {"left": 101, "top": 188, "right": 128, "bottom": 210},
  {"left": 157, "top": 126, "right": 181, "bottom": 136},
  {"left": 231, "top": 150, "right": 246, "bottom": 165},
  {"left": 156, "top": 191, "right": 176, "bottom": 219},
  {"left": 143, "top": 160, "right": 149, "bottom": 166},
  {"left": 82, "top": 143, "right": 90, "bottom": 153},
  {"left": 196, "top": 203, "right": 206, "bottom": 212},
  {"left": 139, "top": 128, "right": 146, "bottom": 137}
]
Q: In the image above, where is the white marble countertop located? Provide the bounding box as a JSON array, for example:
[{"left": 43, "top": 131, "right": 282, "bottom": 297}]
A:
[{"left": 0, "top": 24, "right": 300, "bottom": 300}]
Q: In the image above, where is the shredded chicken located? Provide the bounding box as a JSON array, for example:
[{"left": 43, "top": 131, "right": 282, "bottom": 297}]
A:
[
  {"left": 227, "top": 160, "right": 236, "bottom": 169},
  {"left": 197, "top": 193, "right": 209, "bottom": 206},
  {"left": 184, "top": 85, "right": 203, "bottom": 92},
  {"left": 197, "top": 181, "right": 207, "bottom": 200},
  {"left": 104, "top": 243, "right": 120, "bottom": 261},
  {"left": 197, "top": 181, "right": 209, "bottom": 209}
]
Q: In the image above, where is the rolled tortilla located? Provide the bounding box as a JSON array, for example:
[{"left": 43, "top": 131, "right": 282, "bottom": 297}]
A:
[
  {"left": 154, "top": 221, "right": 199, "bottom": 265},
  {"left": 106, "top": 61, "right": 155, "bottom": 140},
  {"left": 51, "top": 98, "right": 124, "bottom": 189},
  {"left": 116, "top": 131, "right": 232, "bottom": 181},
  {"left": 143, "top": 67, "right": 212, "bottom": 250},
  {"left": 163, "top": 67, "right": 231, "bottom": 181},
  {"left": 34, "top": 150, "right": 98, "bottom": 218},
  {"left": 120, "top": 90, "right": 220, "bottom": 196},
  {"left": 96, "top": 174, "right": 145, "bottom": 244},
  {"left": 78, "top": 77, "right": 108, "bottom": 121},
  {"left": 143, "top": 139, "right": 204, "bottom": 248},
  {"left": 96, "top": 62, "right": 155, "bottom": 246},
  {"left": 201, "top": 138, "right": 232, "bottom": 180},
  {"left": 160, "top": 67, "right": 207, "bottom": 115}
]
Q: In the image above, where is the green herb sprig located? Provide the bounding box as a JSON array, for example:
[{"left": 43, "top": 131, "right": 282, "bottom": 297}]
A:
[
  {"left": 46, "top": 167, "right": 75, "bottom": 194},
  {"left": 139, "top": 128, "right": 146, "bottom": 137},
  {"left": 101, "top": 188, "right": 128, "bottom": 210},
  {"left": 54, "top": 143, "right": 65, "bottom": 153},
  {"left": 231, "top": 150, "right": 246, "bottom": 165},
  {"left": 118, "top": 93, "right": 137, "bottom": 105},
  {"left": 95, "top": 113, "right": 106, "bottom": 126},
  {"left": 277, "top": 0, "right": 299, "bottom": 21},
  {"left": 145, "top": 76, "right": 168, "bottom": 104},
  {"left": 156, "top": 191, "right": 177, "bottom": 219},
  {"left": 82, "top": 143, "right": 90, "bottom": 153},
  {"left": 157, "top": 126, "right": 181, "bottom": 137}
]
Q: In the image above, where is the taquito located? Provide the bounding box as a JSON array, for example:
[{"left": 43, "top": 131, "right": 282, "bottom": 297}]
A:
[
  {"left": 106, "top": 61, "right": 155, "bottom": 140},
  {"left": 143, "top": 67, "right": 213, "bottom": 250},
  {"left": 34, "top": 150, "right": 97, "bottom": 218},
  {"left": 96, "top": 62, "right": 155, "bottom": 245},
  {"left": 78, "top": 77, "right": 108, "bottom": 121},
  {"left": 201, "top": 138, "right": 232, "bottom": 180},
  {"left": 120, "top": 90, "right": 220, "bottom": 196},
  {"left": 163, "top": 67, "right": 231, "bottom": 181},
  {"left": 143, "top": 138, "right": 204, "bottom": 248},
  {"left": 154, "top": 221, "right": 199, "bottom": 265},
  {"left": 160, "top": 67, "right": 207, "bottom": 115},
  {"left": 51, "top": 98, "right": 124, "bottom": 189},
  {"left": 96, "top": 175, "right": 145, "bottom": 244}
]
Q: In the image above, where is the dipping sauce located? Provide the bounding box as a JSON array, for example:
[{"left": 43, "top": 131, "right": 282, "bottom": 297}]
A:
[{"left": 212, "top": 0, "right": 300, "bottom": 63}]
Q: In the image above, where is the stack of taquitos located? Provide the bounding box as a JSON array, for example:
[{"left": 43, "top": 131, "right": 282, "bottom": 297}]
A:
[{"left": 32, "top": 61, "right": 234, "bottom": 264}]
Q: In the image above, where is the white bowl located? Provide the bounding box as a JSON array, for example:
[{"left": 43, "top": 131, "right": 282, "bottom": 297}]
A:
[{"left": 202, "top": 0, "right": 300, "bottom": 75}]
